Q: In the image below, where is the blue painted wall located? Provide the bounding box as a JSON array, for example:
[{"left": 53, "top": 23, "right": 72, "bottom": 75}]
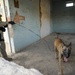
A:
[
  {"left": 9, "top": 0, "right": 40, "bottom": 52},
  {"left": 52, "top": 1, "right": 75, "bottom": 33},
  {"left": 8, "top": 0, "right": 52, "bottom": 52}
]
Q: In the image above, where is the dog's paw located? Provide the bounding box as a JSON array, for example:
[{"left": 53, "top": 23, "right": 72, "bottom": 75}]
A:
[
  {"left": 55, "top": 56, "right": 58, "bottom": 59},
  {"left": 58, "top": 72, "right": 63, "bottom": 75},
  {"left": 55, "top": 54, "right": 58, "bottom": 59}
]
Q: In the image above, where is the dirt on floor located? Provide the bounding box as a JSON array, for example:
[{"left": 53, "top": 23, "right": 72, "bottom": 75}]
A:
[{"left": 12, "top": 33, "right": 75, "bottom": 75}]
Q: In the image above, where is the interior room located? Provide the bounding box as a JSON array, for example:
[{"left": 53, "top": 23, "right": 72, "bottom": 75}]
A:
[{"left": 0, "top": 0, "right": 75, "bottom": 75}]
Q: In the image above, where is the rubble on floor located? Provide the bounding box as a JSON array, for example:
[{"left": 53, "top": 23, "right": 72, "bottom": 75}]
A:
[{"left": 0, "top": 57, "right": 43, "bottom": 75}]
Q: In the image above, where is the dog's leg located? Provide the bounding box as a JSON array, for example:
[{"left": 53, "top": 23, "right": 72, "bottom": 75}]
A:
[
  {"left": 54, "top": 47, "right": 58, "bottom": 59},
  {"left": 58, "top": 51, "right": 63, "bottom": 75}
]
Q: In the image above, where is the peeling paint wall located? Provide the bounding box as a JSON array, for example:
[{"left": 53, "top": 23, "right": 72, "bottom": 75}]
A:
[
  {"left": 9, "top": 0, "right": 40, "bottom": 52},
  {"left": 52, "top": 1, "right": 75, "bottom": 33},
  {"left": 40, "top": 0, "right": 52, "bottom": 38},
  {"left": 8, "top": 0, "right": 52, "bottom": 52}
]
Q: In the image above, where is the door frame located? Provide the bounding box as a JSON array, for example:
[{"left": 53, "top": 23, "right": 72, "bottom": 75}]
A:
[{"left": 0, "top": 0, "right": 15, "bottom": 55}]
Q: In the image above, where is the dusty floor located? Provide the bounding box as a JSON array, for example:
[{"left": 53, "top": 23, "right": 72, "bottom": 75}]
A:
[{"left": 12, "top": 33, "right": 75, "bottom": 75}]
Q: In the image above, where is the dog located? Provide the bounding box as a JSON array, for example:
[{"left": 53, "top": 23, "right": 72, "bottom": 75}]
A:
[
  {"left": 54, "top": 37, "right": 71, "bottom": 75},
  {"left": 54, "top": 37, "right": 71, "bottom": 62}
]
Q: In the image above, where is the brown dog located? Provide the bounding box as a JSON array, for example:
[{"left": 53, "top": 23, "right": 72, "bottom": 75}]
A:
[
  {"left": 54, "top": 38, "right": 71, "bottom": 62},
  {"left": 54, "top": 37, "right": 71, "bottom": 75}
]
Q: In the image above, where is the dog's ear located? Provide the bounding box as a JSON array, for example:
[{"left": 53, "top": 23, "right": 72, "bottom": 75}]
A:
[
  {"left": 68, "top": 42, "right": 72, "bottom": 47},
  {"left": 68, "top": 42, "right": 72, "bottom": 50}
]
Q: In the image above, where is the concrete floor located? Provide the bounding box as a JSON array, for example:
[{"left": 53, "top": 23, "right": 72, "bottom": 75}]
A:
[{"left": 12, "top": 33, "right": 75, "bottom": 75}]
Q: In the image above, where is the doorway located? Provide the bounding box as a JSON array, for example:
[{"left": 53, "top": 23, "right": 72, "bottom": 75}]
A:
[{"left": 0, "top": 0, "right": 15, "bottom": 55}]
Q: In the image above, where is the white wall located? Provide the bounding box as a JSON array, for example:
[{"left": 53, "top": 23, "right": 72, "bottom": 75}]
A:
[{"left": 40, "top": 0, "right": 52, "bottom": 38}]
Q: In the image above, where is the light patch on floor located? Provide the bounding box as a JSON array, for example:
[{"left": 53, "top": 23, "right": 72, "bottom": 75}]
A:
[{"left": 0, "top": 57, "right": 43, "bottom": 75}]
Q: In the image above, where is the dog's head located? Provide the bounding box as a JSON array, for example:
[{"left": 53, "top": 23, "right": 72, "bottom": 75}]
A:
[{"left": 62, "top": 43, "right": 72, "bottom": 62}]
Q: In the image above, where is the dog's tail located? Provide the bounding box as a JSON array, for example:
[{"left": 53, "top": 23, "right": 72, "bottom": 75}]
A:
[{"left": 55, "top": 32, "right": 61, "bottom": 38}]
